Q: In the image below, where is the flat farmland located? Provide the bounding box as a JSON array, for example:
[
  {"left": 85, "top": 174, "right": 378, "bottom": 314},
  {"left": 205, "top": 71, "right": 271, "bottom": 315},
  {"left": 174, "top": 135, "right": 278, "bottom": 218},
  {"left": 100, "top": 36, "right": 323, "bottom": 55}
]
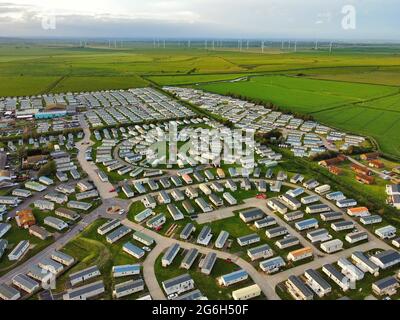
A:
[
  {"left": 199, "top": 75, "right": 400, "bottom": 157},
  {"left": 199, "top": 75, "right": 398, "bottom": 113},
  {"left": 49, "top": 75, "right": 149, "bottom": 93},
  {"left": 314, "top": 101, "right": 400, "bottom": 157},
  {"left": 147, "top": 73, "right": 250, "bottom": 86},
  {"left": 0, "top": 76, "right": 59, "bottom": 96}
]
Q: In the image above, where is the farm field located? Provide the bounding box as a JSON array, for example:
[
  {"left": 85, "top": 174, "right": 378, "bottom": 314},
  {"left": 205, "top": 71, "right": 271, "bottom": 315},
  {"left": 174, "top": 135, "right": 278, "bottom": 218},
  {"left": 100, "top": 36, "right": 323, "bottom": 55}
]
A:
[
  {"left": 147, "top": 73, "right": 250, "bottom": 86},
  {"left": 1, "top": 45, "right": 400, "bottom": 95},
  {"left": 0, "top": 76, "right": 59, "bottom": 97},
  {"left": 1, "top": 44, "right": 400, "bottom": 157},
  {"left": 199, "top": 75, "right": 400, "bottom": 157},
  {"left": 199, "top": 75, "right": 399, "bottom": 113},
  {"left": 49, "top": 75, "right": 149, "bottom": 94},
  {"left": 302, "top": 66, "right": 400, "bottom": 86}
]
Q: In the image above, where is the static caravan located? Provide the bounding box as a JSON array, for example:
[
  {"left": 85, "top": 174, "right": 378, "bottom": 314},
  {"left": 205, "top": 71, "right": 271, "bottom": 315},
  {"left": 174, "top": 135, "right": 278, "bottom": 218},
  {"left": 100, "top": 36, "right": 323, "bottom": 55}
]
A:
[
  {"left": 345, "top": 231, "right": 368, "bottom": 244},
  {"left": 320, "top": 239, "right": 343, "bottom": 254},
  {"left": 223, "top": 192, "right": 237, "bottom": 206},
  {"left": 240, "top": 208, "right": 265, "bottom": 223},
  {"left": 301, "top": 195, "right": 320, "bottom": 205},
  {"left": 195, "top": 197, "right": 213, "bottom": 213},
  {"left": 284, "top": 211, "right": 304, "bottom": 222},
  {"left": 375, "top": 225, "right": 397, "bottom": 240},
  {"left": 315, "top": 184, "right": 331, "bottom": 195},
  {"left": 276, "top": 236, "right": 300, "bottom": 249},
  {"left": 306, "top": 204, "right": 331, "bottom": 214},
  {"left": 267, "top": 199, "right": 288, "bottom": 215},
  {"left": 295, "top": 218, "right": 319, "bottom": 231},
  {"left": 215, "top": 231, "right": 229, "bottom": 249},
  {"left": 266, "top": 226, "right": 288, "bottom": 239},
  {"left": 331, "top": 221, "right": 355, "bottom": 232},
  {"left": 307, "top": 229, "right": 332, "bottom": 243},
  {"left": 237, "top": 234, "right": 260, "bottom": 247},
  {"left": 320, "top": 211, "right": 343, "bottom": 222},
  {"left": 360, "top": 215, "right": 382, "bottom": 225},
  {"left": 255, "top": 216, "right": 277, "bottom": 229},
  {"left": 259, "top": 256, "right": 286, "bottom": 274},
  {"left": 336, "top": 199, "right": 357, "bottom": 208},
  {"left": 287, "top": 247, "right": 313, "bottom": 262},
  {"left": 199, "top": 184, "right": 212, "bottom": 196}
]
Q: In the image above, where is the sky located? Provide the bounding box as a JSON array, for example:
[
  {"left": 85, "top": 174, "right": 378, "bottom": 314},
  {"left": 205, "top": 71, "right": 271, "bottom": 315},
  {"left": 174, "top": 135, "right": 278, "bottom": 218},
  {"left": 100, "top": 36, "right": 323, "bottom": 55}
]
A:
[{"left": 0, "top": 0, "right": 399, "bottom": 40}]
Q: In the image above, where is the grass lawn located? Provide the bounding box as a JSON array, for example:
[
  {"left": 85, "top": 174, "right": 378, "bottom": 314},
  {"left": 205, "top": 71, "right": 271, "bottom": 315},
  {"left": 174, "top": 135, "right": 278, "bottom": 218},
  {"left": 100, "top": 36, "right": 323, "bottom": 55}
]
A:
[
  {"left": 198, "top": 75, "right": 400, "bottom": 158},
  {"left": 154, "top": 252, "right": 259, "bottom": 300},
  {"left": 0, "top": 221, "right": 54, "bottom": 276},
  {"left": 51, "top": 218, "right": 151, "bottom": 300}
]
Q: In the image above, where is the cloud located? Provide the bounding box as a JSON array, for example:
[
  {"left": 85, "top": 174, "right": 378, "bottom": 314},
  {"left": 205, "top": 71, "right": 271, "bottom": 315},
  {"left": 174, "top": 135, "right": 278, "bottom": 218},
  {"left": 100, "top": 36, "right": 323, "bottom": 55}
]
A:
[{"left": 0, "top": 0, "right": 398, "bottom": 40}]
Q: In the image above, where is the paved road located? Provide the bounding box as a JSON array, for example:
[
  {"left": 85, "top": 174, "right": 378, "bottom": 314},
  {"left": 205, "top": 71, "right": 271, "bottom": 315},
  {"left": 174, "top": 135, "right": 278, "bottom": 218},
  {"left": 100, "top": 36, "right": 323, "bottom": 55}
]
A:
[
  {"left": 1, "top": 173, "right": 393, "bottom": 299},
  {"left": 77, "top": 115, "right": 118, "bottom": 199},
  {"left": 122, "top": 219, "right": 281, "bottom": 300},
  {"left": 0, "top": 204, "right": 104, "bottom": 284},
  {"left": 7, "top": 185, "right": 58, "bottom": 218},
  {"left": 120, "top": 177, "right": 394, "bottom": 300}
]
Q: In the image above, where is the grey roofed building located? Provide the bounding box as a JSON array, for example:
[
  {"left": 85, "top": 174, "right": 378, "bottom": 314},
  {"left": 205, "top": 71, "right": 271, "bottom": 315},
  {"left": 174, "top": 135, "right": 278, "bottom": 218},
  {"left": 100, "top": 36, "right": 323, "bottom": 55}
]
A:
[
  {"left": 239, "top": 208, "right": 264, "bottom": 223},
  {"left": 113, "top": 279, "right": 144, "bottom": 298},
  {"left": 287, "top": 275, "right": 314, "bottom": 300},
  {"left": 182, "top": 200, "right": 195, "bottom": 214},
  {"left": 180, "top": 223, "right": 195, "bottom": 240},
  {"left": 39, "top": 257, "right": 64, "bottom": 274},
  {"left": 322, "top": 264, "right": 349, "bottom": 288},
  {"left": 162, "top": 273, "right": 194, "bottom": 293},
  {"left": 51, "top": 250, "right": 75, "bottom": 266},
  {"left": 201, "top": 252, "right": 217, "bottom": 275},
  {"left": 0, "top": 223, "right": 12, "bottom": 238},
  {"left": 197, "top": 225, "right": 212, "bottom": 245},
  {"left": 162, "top": 243, "right": 181, "bottom": 267},
  {"left": 181, "top": 248, "right": 199, "bottom": 270},
  {"left": 237, "top": 233, "right": 261, "bottom": 246},
  {"left": 215, "top": 231, "right": 229, "bottom": 249},
  {"left": 27, "top": 265, "right": 51, "bottom": 282},
  {"left": 174, "top": 289, "right": 205, "bottom": 301},
  {"left": 0, "top": 239, "right": 8, "bottom": 259},
  {"left": 0, "top": 283, "right": 21, "bottom": 300},
  {"left": 12, "top": 273, "right": 40, "bottom": 293},
  {"left": 370, "top": 250, "right": 400, "bottom": 269},
  {"left": 372, "top": 276, "right": 398, "bottom": 295},
  {"left": 304, "top": 269, "right": 332, "bottom": 292},
  {"left": 266, "top": 226, "right": 288, "bottom": 238},
  {"left": 69, "top": 265, "right": 101, "bottom": 285},
  {"left": 167, "top": 204, "right": 185, "bottom": 221},
  {"left": 97, "top": 219, "right": 121, "bottom": 235},
  {"left": 63, "top": 280, "right": 105, "bottom": 300},
  {"left": 352, "top": 251, "right": 379, "bottom": 274},
  {"left": 106, "top": 226, "right": 131, "bottom": 244}
]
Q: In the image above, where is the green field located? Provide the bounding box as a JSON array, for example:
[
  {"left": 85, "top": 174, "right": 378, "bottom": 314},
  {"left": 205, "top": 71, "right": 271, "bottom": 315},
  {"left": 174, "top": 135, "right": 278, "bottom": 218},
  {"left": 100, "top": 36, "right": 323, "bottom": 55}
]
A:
[
  {"left": 1, "top": 44, "right": 400, "bottom": 156},
  {"left": 199, "top": 75, "right": 400, "bottom": 157},
  {"left": 52, "top": 219, "right": 150, "bottom": 300}
]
